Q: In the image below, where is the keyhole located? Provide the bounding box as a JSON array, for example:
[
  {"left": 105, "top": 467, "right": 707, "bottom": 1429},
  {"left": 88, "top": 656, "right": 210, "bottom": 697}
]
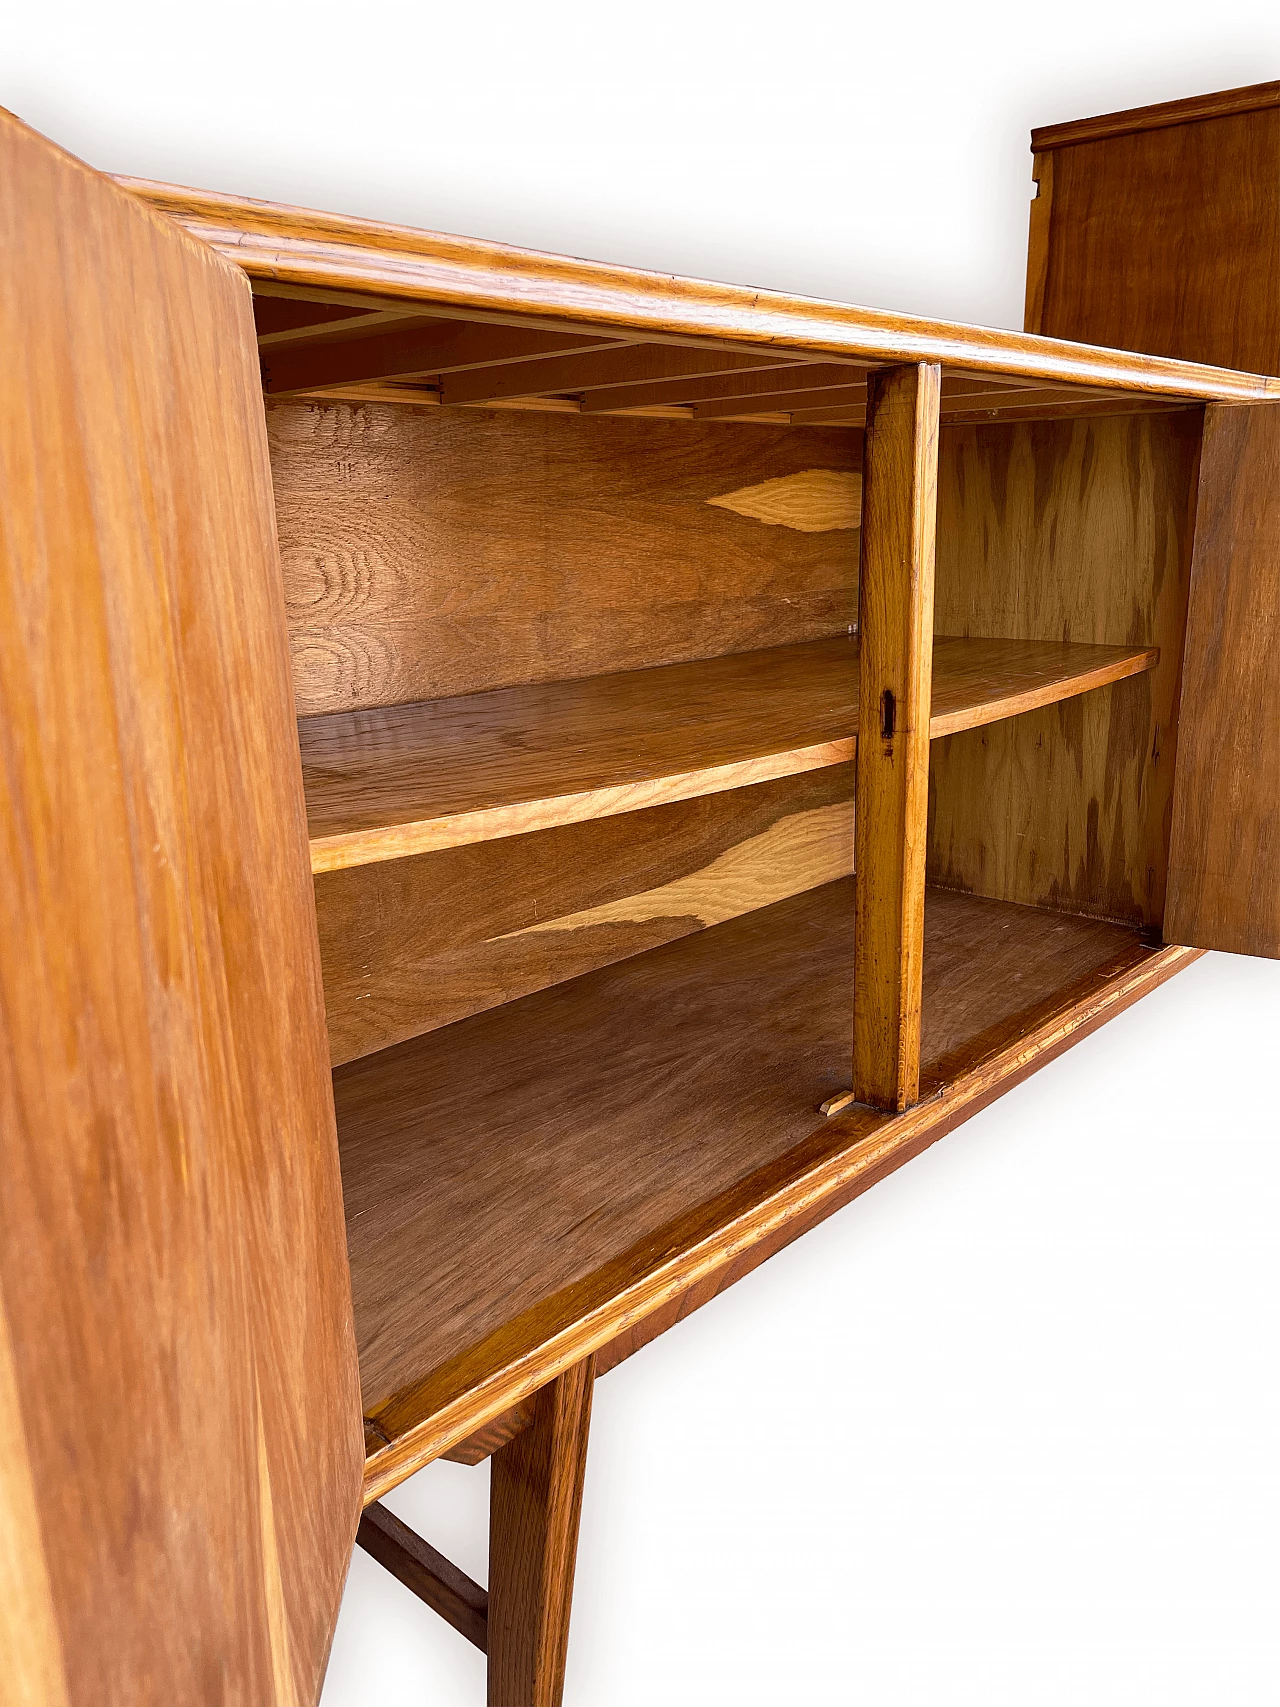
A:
[{"left": 880, "top": 688, "right": 896, "bottom": 740}]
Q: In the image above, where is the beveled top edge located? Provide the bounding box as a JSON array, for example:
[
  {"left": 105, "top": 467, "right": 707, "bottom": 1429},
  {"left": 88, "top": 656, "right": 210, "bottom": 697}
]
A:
[
  {"left": 1031, "top": 79, "right": 1280, "bottom": 153},
  {"left": 112, "top": 173, "right": 1280, "bottom": 405}
]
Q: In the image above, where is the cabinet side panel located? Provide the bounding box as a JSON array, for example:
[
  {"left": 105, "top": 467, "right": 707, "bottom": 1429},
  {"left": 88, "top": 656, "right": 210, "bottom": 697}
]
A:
[
  {"left": 1166, "top": 402, "right": 1280, "bottom": 956},
  {"left": 0, "top": 115, "right": 362, "bottom": 1704},
  {"left": 1036, "top": 111, "right": 1280, "bottom": 373},
  {"left": 268, "top": 401, "right": 861, "bottom": 715},
  {"left": 928, "top": 411, "right": 1200, "bottom": 928},
  {"left": 317, "top": 767, "right": 854, "bottom": 1066}
]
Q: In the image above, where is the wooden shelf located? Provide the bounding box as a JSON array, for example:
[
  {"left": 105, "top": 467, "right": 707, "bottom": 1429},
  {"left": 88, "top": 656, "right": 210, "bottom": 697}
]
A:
[
  {"left": 302, "top": 635, "right": 1157, "bottom": 874},
  {"left": 337, "top": 878, "right": 1176, "bottom": 1488}
]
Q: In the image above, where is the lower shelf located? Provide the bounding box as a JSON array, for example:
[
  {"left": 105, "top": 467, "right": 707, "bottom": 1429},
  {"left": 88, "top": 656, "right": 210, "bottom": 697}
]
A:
[{"left": 337, "top": 880, "right": 1194, "bottom": 1497}]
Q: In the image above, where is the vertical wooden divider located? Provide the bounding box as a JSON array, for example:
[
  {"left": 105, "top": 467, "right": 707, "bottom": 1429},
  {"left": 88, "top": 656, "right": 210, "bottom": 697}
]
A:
[
  {"left": 853, "top": 362, "right": 941, "bottom": 1112},
  {"left": 487, "top": 1356, "right": 596, "bottom": 1707}
]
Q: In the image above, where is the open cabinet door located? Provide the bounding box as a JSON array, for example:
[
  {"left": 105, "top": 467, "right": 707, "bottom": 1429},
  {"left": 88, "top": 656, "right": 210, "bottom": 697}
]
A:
[
  {"left": 0, "top": 110, "right": 363, "bottom": 1704},
  {"left": 1166, "top": 401, "right": 1280, "bottom": 958}
]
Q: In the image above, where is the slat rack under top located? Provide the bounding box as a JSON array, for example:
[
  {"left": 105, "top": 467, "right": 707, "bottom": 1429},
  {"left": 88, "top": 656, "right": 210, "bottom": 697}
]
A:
[
  {"left": 116, "top": 178, "right": 1280, "bottom": 426},
  {"left": 302, "top": 634, "right": 1157, "bottom": 872}
]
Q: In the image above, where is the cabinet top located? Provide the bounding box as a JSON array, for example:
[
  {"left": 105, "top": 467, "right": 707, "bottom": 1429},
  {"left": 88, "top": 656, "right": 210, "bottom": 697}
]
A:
[
  {"left": 117, "top": 174, "right": 1279, "bottom": 414},
  {"left": 1031, "top": 79, "right": 1280, "bottom": 154}
]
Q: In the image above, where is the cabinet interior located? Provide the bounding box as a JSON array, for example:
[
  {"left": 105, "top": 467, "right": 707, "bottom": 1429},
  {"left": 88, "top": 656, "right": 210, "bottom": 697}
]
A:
[{"left": 252, "top": 289, "right": 1204, "bottom": 1474}]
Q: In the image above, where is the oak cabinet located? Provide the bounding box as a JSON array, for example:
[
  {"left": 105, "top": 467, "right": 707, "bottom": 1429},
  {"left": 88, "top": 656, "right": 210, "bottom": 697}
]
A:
[{"left": 2, "top": 92, "right": 1278, "bottom": 1705}]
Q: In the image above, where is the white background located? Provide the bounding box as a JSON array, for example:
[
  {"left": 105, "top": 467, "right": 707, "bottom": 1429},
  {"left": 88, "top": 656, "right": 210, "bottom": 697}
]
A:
[{"left": 8, "top": 4, "right": 1280, "bottom": 1701}]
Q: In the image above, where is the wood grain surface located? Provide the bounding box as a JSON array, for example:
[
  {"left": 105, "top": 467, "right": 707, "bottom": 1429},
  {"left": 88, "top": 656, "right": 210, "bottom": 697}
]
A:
[
  {"left": 115, "top": 176, "right": 1280, "bottom": 403},
  {"left": 267, "top": 401, "right": 860, "bottom": 717},
  {"left": 1166, "top": 402, "right": 1280, "bottom": 955},
  {"left": 1024, "top": 152, "right": 1054, "bottom": 333},
  {"left": 316, "top": 768, "right": 854, "bottom": 1066},
  {"left": 264, "top": 318, "right": 631, "bottom": 395},
  {"left": 273, "top": 362, "right": 1185, "bottom": 428},
  {"left": 335, "top": 880, "right": 1172, "bottom": 1481},
  {"left": 579, "top": 360, "right": 864, "bottom": 413},
  {"left": 928, "top": 410, "right": 1201, "bottom": 929},
  {"left": 1030, "top": 79, "right": 1280, "bottom": 151},
  {"left": 254, "top": 294, "right": 380, "bottom": 339},
  {"left": 1028, "top": 104, "right": 1280, "bottom": 374},
  {"left": 439, "top": 345, "right": 810, "bottom": 406},
  {"left": 302, "top": 633, "right": 1156, "bottom": 872},
  {"left": 488, "top": 1359, "right": 595, "bottom": 1707},
  {"left": 416, "top": 899, "right": 1208, "bottom": 1468},
  {"left": 853, "top": 363, "right": 940, "bottom": 1110},
  {"left": 356, "top": 1503, "right": 489, "bottom": 1650},
  {"left": 0, "top": 114, "right": 362, "bottom": 1704},
  {"left": 444, "top": 1399, "right": 538, "bottom": 1467},
  {"left": 361, "top": 939, "right": 1200, "bottom": 1502},
  {"left": 707, "top": 467, "right": 862, "bottom": 529}
]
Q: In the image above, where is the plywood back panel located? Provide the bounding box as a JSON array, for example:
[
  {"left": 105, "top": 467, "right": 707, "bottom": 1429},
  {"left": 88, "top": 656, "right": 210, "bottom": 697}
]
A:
[
  {"left": 927, "top": 410, "right": 1201, "bottom": 928},
  {"left": 317, "top": 766, "right": 854, "bottom": 1065},
  {"left": 267, "top": 402, "right": 861, "bottom": 715}
]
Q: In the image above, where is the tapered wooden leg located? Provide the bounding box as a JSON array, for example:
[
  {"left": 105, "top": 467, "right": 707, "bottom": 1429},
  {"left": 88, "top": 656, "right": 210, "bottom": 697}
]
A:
[
  {"left": 853, "top": 360, "right": 941, "bottom": 1112},
  {"left": 487, "top": 1356, "right": 595, "bottom": 1707}
]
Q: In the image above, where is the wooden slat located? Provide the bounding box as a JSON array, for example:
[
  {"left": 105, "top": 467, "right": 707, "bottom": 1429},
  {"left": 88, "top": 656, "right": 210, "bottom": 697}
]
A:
[
  {"left": 253, "top": 296, "right": 380, "bottom": 339},
  {"left": 783, "top": 408, "right": 868, "bottom": 427},
  {"left": 357, "top": 1504, "right": 488, "bottom": 1651},
  {"left": 579, "top": 360, "right": 857, "bottom": 413},
  {"left": 439, "top": 345, "right": 803, "bottom": 406},
  {"left": 337, "top": 881, "right": 1196, "bottom": 1496},
  {"left": 259, "top": 310, "right": 418, "bottom": 350},
  {"left": 301, "top": 634, "right": 1157, "bottom": 873},
  {"left": 488, "top": 1359, "right": 595, "bottom": 1707},
  {"left": 793, "top": 392, "right": 1188, "bottom": 429},
  {"left": 853, "top": 363, "right": 941, "bottom": 1111},
  {"left": 263, "top": 320, "right": 630, "bottom": 394},
  {"left": 247, "top": 278, "right": 701, "bottom": 343},
  {"left": 938, "top": 396, "right": 1195, "bottom": 426},
  {"left": 1166, "top": 400, "right": 1280, "bottom": 957},
  {"left": 694, "top": 381, "right": 869, "bottom": 418},
  {"left": 692, "top": 373, "right": 1045, "bottom": 423},
  {"left": 117, "top": 176, "right": 1280, "bottom": 404}
]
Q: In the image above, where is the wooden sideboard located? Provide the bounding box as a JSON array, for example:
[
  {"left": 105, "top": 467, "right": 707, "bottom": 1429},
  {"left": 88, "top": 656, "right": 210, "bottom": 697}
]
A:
[{"left": 2, "top": 90, "right": 1277, "bottom": 1705}]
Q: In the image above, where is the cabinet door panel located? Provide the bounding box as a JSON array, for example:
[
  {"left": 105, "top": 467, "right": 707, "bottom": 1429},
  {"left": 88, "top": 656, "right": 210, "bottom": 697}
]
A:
[
  {"left": 1166, "top": 401, "right": 1280, "bottom": 957},
  {"left": 0, "top": 110, "right": 362, "bottom": 1703}
]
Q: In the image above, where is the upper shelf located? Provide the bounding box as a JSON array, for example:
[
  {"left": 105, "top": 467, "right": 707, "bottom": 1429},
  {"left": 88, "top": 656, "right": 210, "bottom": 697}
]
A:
[{"left": 302, "top": 634, "right": 1157, "bottom": 874}]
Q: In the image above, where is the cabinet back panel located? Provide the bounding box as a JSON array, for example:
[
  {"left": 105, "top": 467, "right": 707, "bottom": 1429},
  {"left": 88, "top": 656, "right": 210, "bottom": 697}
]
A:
[
  {"left": 317, "top": 766, "right": 853, "bottom": 1066},
  {"left": 267, "top": 401, "right": 861, "bottom": 716},
  {"left": 928, "top": 410, "right": 1200, "bottom": 928}
]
